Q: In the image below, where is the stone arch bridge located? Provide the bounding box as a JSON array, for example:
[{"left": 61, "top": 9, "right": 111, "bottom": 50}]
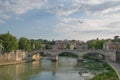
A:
[{"left": 25, "top": 49, "right": 116, "bottom": 62}]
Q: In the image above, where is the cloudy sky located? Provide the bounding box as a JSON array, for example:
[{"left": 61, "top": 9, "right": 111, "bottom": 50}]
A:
[{"left": 0, "top": 0, "right": 120, "bottom": 41}]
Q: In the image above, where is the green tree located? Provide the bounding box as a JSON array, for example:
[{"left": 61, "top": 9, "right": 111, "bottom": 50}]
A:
[
  {"left": 113, "top": 35, "right": 120, "bottom": 42},
  {"left": 0, "top": 33, "right": 18, "bottom": 52},
  {"left": 87, "top": 39, "right": 106, "bottom": 49},
  {"left": 114, "top": 36, "right": 119, "bottom": 40},
  {"left": 45, "top": 44, "right": 50, "bottom": 49},
  {"left": 50, "top": 40, "right": 55, "bottom": 45},
  {"left": 18, "top": 37, "right": 31, "bottom": 51},
  {"left": 87, "top": 40, "right": 96, "bottom": 49},
  {"left": 0, "top": 39, "right": 2, "bottom": 52},
  {"left": 66, "top": 44, "right": 70, "bottom": 49},
  {"left": 31, "top": 40, "right": 41, "bottom": 50},
  {"left": 34, "top": 41, "right": 41, "bottom": 49}
]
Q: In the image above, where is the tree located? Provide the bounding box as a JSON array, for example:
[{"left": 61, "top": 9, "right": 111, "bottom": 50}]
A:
[
  {"left": 18, "top": 37, "right": 31, "bottom": 51},
  {"left": 114, "top": 36, "right": 119, "bottom": 40},
  {"left": 66, "top": 44, "right": 70, "bottom": 49},
  {"left": 0, "top": 39, "right": 2, "bottom": 52},
  {"left": 50, "top": 40, "right": 55, "bottom": 45},
  {"left": 87, "top": 39, "right": 106, "bottom": 49},
  {"left": 113, "top": 35, "right": 120, "bottom": 42},
  {"left": 34, "top": 41, "right": 41, "bottom": 49},
  {"left": 0, "top": 33, "right": 18, "bottom": 52},
  {"left": 31, "top": 40, "right": 41, "bottom": 50},
  {"left": 45, "top": 44, "right": 50, "bottom": 49}
]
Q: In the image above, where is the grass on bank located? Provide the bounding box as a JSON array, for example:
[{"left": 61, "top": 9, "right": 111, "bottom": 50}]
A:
[{"left": 83, "top": 55, "right": 119, "bottom": 80}]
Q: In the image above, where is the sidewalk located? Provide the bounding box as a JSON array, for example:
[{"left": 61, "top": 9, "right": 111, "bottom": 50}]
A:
[{"left": 107, "top": 61, "right": 120, "bottom": 80}]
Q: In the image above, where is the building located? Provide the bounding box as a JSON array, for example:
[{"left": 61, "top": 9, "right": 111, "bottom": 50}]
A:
[
  {"left": 103, "top": 41, "right": 120, "bottom": 50},
  {"left": 52, "top": 45, "right": 58, "bottom": 50},
  {"left": 55, "top": 41, "right": 66, "bottom": 49},
  {"left": 41, "top": 44, "right": 46, "bottom": 49},
  {"left": 76, "top": 42, "right": 88, "bottom": 50},
  {"left": 51, "top": 40, "right": 88, "bottom": 50}
]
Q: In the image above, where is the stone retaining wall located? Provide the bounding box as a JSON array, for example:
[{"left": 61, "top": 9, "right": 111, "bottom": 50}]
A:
[
  {"left": 116, "top": 51, "right": 120, "bottom": 63},
  {"left": 0, "top": 50, "right": 26, "bottom": 62}
]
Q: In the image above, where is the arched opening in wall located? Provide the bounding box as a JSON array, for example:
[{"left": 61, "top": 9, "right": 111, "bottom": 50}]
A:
[
  {"left": 59, "top": 52, "right": 77, "bottom": 57},
  {"left": 28, "top": 55, "right": 31, "bottom": 57},
  {"left": 83, "top": 52, "right": 105, "bottom": 61},
  {"left": 39, "top": 52, "right": 46, "bottom": 57}
]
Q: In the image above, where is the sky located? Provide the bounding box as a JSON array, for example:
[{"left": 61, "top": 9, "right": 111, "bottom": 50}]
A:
[{"left": 0, "top": 0, "right": 120, "bottom": 41}]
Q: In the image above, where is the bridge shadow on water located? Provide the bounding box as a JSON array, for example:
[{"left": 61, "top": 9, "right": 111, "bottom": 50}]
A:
[{"left": 58, "top": 52, "right": 78, "bottom": 57}]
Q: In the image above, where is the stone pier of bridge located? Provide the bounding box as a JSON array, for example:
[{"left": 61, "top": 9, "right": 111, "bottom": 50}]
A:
[
  {"left": 51, "top": 55, "right": 59, "bottom": 62},
  {"left": 50, "top": 55, "right": 82, "bottom": 62}
]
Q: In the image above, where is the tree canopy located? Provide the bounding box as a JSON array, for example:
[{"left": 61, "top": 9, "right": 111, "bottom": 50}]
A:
[
  {"left": 30, "top": 40, "right": 41, "bottom": 50},
  {"left": 0, "top": 33, "right": 18, "bottom": 52},
  {"left": 18, "top": 37, "right": 31, "bottom": 51},
  {"left": 87, "top": 39, "right": 106, "bottom": 49}
]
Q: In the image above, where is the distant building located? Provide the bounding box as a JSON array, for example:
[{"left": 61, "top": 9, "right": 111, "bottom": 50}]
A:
[
  {"left": 41, "top": 44, "right": 46, "bottom": 49},
  {"left": 76, "top": 42, "right": 88, "bottom": 50},
  {"left": 103, "top": 41, "right": 120, "bottom": 50},
  {"left": 52, "top": 45, "right": 58, "bottom": 50},
  {"left": 70, "top": 44, "right": 75, "bottom": 50},
  {"left": 55, "top": 41, "right": 66, "bottom": 49},
  {"left": 51, "top": 40, "right": 88, "bottom": 50}
]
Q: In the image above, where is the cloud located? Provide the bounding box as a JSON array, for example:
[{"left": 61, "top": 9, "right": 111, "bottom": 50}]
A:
[
  {"left": 1, "top": 0, "right": 120, "bottom": 40},
  {"left": 86, "top": 1, "right": 120, "bottom": 15},
  {"left": 0, "top": 12, "right": 10, "bottom": 20},
  {"left": 2, "top": 0, "right": 47, "bottom": 14},
  {"left": 54, "top": 15, "right": 120, "bottom": 40},
  {"left": 54, "top": 8, "right": 79, "bottom": 16},
  {"left": 47, "top": 0, "right": 120, "bottom": 40},
  {"left": 0, "top": 0, "right": 48, "bottom": 24},
  {"left": 54, "top": 0, "right": 120, "bottom": 16},
  {"left": 55, "top": 19, "right": 108, "bottom": 33},
  {"left": 0, "top": 20, "right": 5, "bottom": 24}
]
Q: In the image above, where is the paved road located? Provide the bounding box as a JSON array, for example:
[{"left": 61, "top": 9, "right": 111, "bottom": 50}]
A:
[{"left": 107, "top": 61, "right": 120, "bottom": 80}]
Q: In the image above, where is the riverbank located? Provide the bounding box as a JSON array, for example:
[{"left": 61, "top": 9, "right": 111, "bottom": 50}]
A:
[
  {"left": 0, "top": 61, "right": 26, "bottom": 67},
  {"left": 83, "top": 55, "right": 119, "bottom": 80},
  {"left": 91, "top": 62, "right": 119, "bottom": 80},
  {"left": 107, "top": 61, "right": 120, "bottom": 80}
]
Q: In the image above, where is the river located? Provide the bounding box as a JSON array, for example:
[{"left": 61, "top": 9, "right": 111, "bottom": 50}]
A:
[{"left": 0, "top": 57, "right": 93, "bottom": 80}]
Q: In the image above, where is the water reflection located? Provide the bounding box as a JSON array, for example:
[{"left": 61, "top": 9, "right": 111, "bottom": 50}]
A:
[{"left": 0, "top": 57, "right": 87, "bottom": 80}]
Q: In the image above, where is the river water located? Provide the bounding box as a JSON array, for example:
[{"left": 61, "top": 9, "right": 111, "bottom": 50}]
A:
[{"left": 0, "top": 57, "right": 93, "bottom": 80}]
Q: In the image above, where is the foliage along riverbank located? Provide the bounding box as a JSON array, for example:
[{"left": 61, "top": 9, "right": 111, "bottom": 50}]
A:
[{"left": 83, "top": 55, "right": 119, "bottom": 80}]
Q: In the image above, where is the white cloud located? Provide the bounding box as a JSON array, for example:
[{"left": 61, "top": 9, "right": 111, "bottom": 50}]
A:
[
  {"left": 55, "top": 19, "right": 108, "bottom": 33},
  {"left": 55, "top": 8, "right": 79, "bottom": 16},
  {"left": 54, "top": 14, "right": 120, "bottom": 40},
  {"left": 50, "top": 0, "right": 120, "bottom": 39},
  {"left": 101, "top": 6, "right": 120, "bottom": 15},
  {"left": 84, "top": 1, "right": 120, "bottom": 15},
  {"left": 48, "top": 0, "right": 120, "bottom": 17},
  {"left": 1, "top": 0, "right": 120, "bottom": 40},
  {"left": 0, "top": 20, "right": 5, "bottom": 24},
  {"left": 0, "top": 0, "right": 48, "bottom": 24},
  {"left": 10, "top": 0, "right": 46, "bottom": 14}
]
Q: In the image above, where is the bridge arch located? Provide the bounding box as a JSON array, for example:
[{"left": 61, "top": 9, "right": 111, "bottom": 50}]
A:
[
  {"left": 83, "top": 51, "right": 105, "bottom": 60},
  {"left": 58, "top": 52, "right": 78, "bottom": 57},
  {"left": 25, "top": 49, "right": 109, "bottom": 62}
]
